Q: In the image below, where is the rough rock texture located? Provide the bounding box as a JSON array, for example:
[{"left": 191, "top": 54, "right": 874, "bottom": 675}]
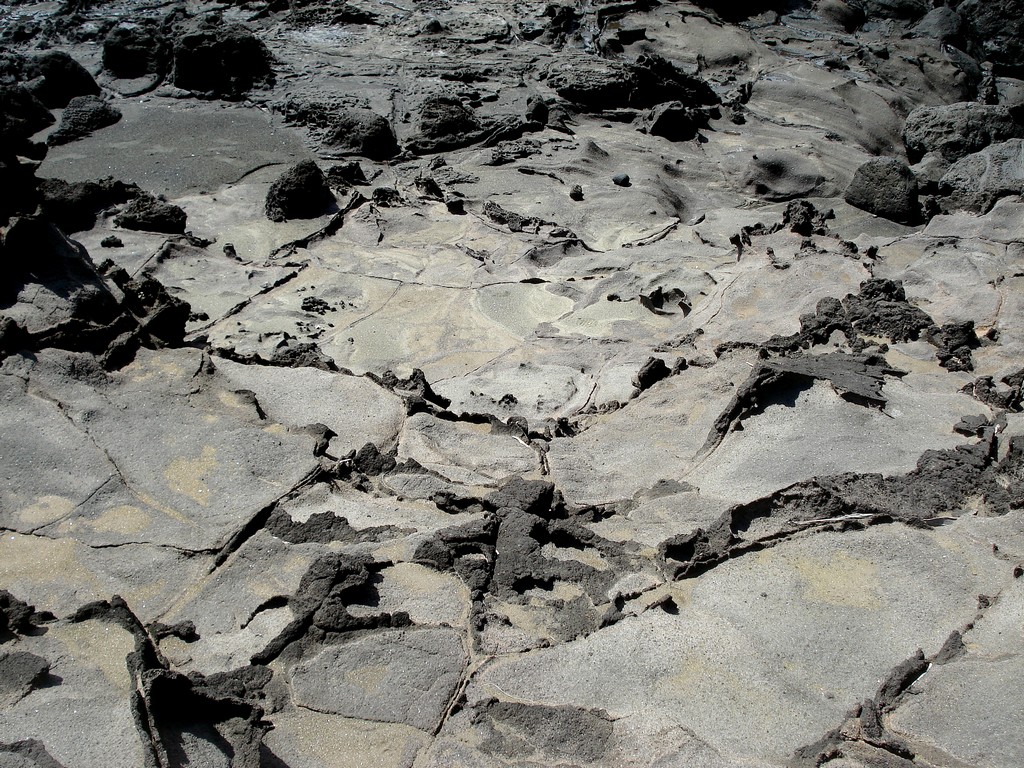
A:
[
  {"left": 939, "top": 138, "right": 1024, "bottom": 213},
  {"left": 112, "top": 193, "right": 187, "bottom": 234},
  {"left": 47, "top": 96, "right": 122, "bottom": 147},
  {"left": 844, "top": 156, "right": 919, "bottom": 224},
  {"left": 264, "top": 159, "right": 335, "bottom": 221},
  {"left": 903, "top": 102, "right": 1024, "bottom": 164},
  {"left": 3, "top": 0, "right": 1024, "bottom": 766}
]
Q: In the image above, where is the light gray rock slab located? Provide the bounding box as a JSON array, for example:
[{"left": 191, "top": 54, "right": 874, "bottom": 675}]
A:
[
  {"left": 469, "top": 524, "right": 1005, "bottom": 764},
  {"left": 212, "top": 356, "right": 406, "bottom": 454},
  {"left": 0, "top": 619, "right": 146, "bottom": 768},
  {"left": 291, "top": 627, "right": 467, "bottom": 731},
  {"left": 265, "top": 710, "right": 426, "bottom": 768}
]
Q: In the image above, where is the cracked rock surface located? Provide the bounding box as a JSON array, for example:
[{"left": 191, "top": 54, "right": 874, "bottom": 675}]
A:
[{"left": 2, "top": 0, "right": 1024, "bottom": 766}]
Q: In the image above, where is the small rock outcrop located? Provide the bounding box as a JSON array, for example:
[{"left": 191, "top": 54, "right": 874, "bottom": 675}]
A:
[
  {"left": 265, "top": 160, "right": 335, "bottom": 222},
  {"left": 844, "top": 156, "right": 920, "bottom": 224}
]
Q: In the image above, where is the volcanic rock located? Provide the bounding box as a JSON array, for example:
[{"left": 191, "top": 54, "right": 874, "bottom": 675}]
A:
[
  {"left": 903, "top": 102, "right": 1024, "bottom": 164},
  {"left": 172, "top": 18, "right": 274, "bottom": 100},
  {"left": 844, "top": 156, "right": 920, "bottom": 224},
  {"left": 264, "top": 159, "right": 335, "bottom": 222},
  {"left": 47, "top": 96, "right": 122, "bottom": 146},
  {"left": 113, "top": 193, "right": 187, "bottom": 234},
  {"left": 939, "top": 138, "right": 1024, "bottom": 213},
  {"left": 102, "top": 22, "right": 168, "bottom": 79},
  {"left": 323, "top": 107, "right": 399, "bottom": 160},
  {"left": 21, "top": 51, "right": 99, "bottom": 109}
]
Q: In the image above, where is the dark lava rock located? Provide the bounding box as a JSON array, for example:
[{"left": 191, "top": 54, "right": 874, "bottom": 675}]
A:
[
  {"left": 38, "top": 176, "right": 141, "bottom": 233},
  {"left": 409, "top": 95, "right": 484, "bottom": 154},
  {"left": 939, "top": 139, "right": 1024, "bottom": 213},
  {"left": 22, "top": 51, "right": 99, "bottom": 108},
  {"left": 569, "top": 184, "right": 583, "bottom": 201},
  {"left": 743, "top": 151, "right": 825, "bottom": 201},
  {"left": 844, "top": 157, "right": 920, "bottom": 224},
  {"left": 910, "top": 6, "right": 967, "bottom": 46},
  {"left": 265, "top": 160, "right": 335, "bottom": 222},
  {"left": 101, "top": 235, "right": 123, "bottom": 248},
  {"left": 903, "top": 102, "right": 1024, "bottom": 164},
  {"left": 783, "top": 199, "right": 834, "bottom": 235},
  {"left": 848, "top": 0, "right": 931, "bottom": 21},
  {"left": 843, "top": 278, "right": 934, "bottom": 342},
  {"left": 47, "top": 95, "right": 122, "bottom": 146},
  {"left": 612, "top": 173, "right": 631, "bottom": 187},
  {"left": 323, "top": 107, "right": 399, "bottom": 160},
  {"left": 326, "top": 161, "right": 368, "bottom": 188},
  {"left": 958, "top": 0, "right": 1024, "bottom": 76},
  {"left": 114, "top": 193, "right": 187, "bottom": 234},
  {"left": 0, "top": 84, "right": 55, "bottom": 147},
  {"left": 103, "top": 22, "right": 168, "bottom": 79},
  {"left": 636, "top": 100, "right": 710, "bottom": 142},
  {"left": 549, "top": 53, "right": 718, "bottom": 111},
  {"left": 172, "top": 18, "right": 274, "bottom": 100},
  {"left": 632, "top": 357, "right": 670, "bottom": 392}
]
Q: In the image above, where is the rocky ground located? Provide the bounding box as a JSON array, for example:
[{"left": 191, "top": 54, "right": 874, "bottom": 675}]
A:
[{"left": 2, "top": 0, "right": 1024, "bottom": 766}]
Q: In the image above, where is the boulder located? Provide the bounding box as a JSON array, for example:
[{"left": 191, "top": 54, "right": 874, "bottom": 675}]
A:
[
  {"left": 323, "top": 107, "right": 399, "bottom": 160},
  {"left": 636, "top": 100, "right": 709, "bottom": 142},
  {"left": 939, "top": 138, "right": 1024, "bottom": 213},
  {"left": 113, "top": 193, "right": 188, "bottom": 234},
  {"left": 844, "top": 157, "right": 920, "bottom": 224},
  {"left": 103, "top": 22, "right": 168, "bottom": 79},
  {"left": 22, "top": 51, "right": 99, "bottom": 108},
  {"left": 548, "top": 53, "right": 718, "bottom": 111},
  {"left": 38, "top": 177, "right": 141, "bottom": 233},
  {"left": 47, "top": 95, "right": 121, "bottom": 146},
  {"left": 0, "top": 84, "right": 54, "bottom": 147},
  {"left": 172, "top": 18, "right": 274, "bottom": 100},
  {"left": 265, "top": 160, "right": 335, "bottom": 222},
  {"left": 409, "top": 95, "right": 484, "bottom": 154},
  {"left": 903, "top": 102, "right": 1024, "bottom": 164}
]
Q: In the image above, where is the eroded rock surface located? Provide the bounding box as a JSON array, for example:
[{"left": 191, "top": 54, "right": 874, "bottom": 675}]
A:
[{"left": 2, "top": 1, "right": 1024, "bottom": 766}]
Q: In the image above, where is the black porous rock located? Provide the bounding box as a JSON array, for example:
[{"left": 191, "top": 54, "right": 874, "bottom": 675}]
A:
[
  {"left": 47, "top": 95, "right": 122, "bottom": 146},
  {"left": 265, "top": 160, "right": 335, "bottom": 222},
  {"left": 172, "top": 18, "right": 274, "bottom": 100},
  {"left": 636, "top": 100, "right": 710, "bottom": 142},
  {"left": 114, "top": 193, "right": 187, "bottom": 234},
  {"left": 323, "top": 107, "right": 399, "bottom": 160},
  {"left": 22, "top": 51, "right": 99, "bottom": 108},
  {"left": 844, "top": 157, "right": 920, "bottom": 224},
  {"left": 326, "top": 161, "right": 368, "bottom": 188},
  {"left": 103, "top": 21, "right": 168, "bottom": 79}
]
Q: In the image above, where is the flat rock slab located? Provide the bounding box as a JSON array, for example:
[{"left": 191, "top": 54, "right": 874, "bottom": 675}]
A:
[
  {"left": 291, "top": 627, "right": 467, "bottom": 732},
  {"left": 0, "top": 619, "right": 145, "bottom": 768},
  {"left": 2, "top": 347, "right": 316, "bottom": 551},
  {"left": 264, "top": 710, "right": 427, "bottom": 768},
  {"left": 469, "top": 524, "right": 1006, "bottom": 764}
]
